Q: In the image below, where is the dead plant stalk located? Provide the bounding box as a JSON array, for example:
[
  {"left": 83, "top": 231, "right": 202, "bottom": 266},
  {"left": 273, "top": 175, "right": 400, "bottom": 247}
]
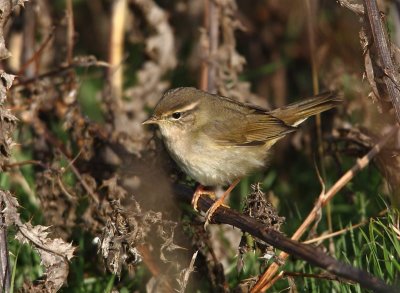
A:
[{"left": 251, "top": 125, "right": 399, "bottom": 292}]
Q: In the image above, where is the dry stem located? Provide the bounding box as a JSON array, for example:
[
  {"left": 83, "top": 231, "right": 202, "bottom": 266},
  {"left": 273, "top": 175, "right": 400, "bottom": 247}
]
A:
[
  {"left": 363, "top": 0, "right": 400, "bottom": 123},
  {"left": 304, "top": 209, "right": 387, "bottom": 245},
  {"left": 109, "top": 0, "right": 128, "bottom": 108},
  {"left": 251, "top": 125, "right": 399, "bottom": 292},
  {"left": 181, "top": 188, "right": 395, "bottom": 292},
  {"left": 66, "top": 0, "right": 74, "bottom": 65}
]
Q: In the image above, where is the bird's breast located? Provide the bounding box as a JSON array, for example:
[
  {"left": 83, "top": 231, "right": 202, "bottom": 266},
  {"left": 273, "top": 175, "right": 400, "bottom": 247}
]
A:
[{"left": 160, "top": 127, "right": 268, "bottom": 186}]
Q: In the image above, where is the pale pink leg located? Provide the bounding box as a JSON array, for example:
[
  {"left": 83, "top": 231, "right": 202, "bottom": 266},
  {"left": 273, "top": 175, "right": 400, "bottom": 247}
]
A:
[
  {"left": 204, "top": 178, "right": 241, "bottom": 228},
  {"left": 191, "top": 185, "right": 216, "bottom": 211}
]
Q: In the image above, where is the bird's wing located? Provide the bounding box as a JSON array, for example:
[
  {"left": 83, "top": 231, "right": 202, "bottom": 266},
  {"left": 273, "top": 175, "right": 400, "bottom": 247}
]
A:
[{"left": 203, "top": 111, "right": 296, "bottom": 147}]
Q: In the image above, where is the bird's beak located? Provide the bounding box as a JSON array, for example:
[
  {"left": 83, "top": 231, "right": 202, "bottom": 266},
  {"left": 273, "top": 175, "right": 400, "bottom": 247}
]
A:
[{"left": 142, "top": 116, "right": 159, "bottom": 125}]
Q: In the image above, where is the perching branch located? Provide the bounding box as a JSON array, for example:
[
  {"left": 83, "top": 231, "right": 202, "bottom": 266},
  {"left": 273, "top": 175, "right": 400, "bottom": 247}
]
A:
[
  {"left": 175, "top": 187, "right": 395, "bottom": 293},
  {"left": 252, "top": 125, "right": 398, "bottom": 291}
]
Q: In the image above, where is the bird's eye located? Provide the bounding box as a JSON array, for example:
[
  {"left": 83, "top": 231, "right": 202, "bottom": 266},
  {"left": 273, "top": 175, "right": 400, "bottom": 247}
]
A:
[{"left": 172, "top": 112, "right": 182, "bottom": 119}]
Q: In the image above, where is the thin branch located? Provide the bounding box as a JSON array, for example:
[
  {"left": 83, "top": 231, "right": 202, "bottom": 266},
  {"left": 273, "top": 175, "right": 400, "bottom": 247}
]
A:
[
  {"left": 18, "top": 27, "right": 55, "bottom": 76},
  {"left": 58, "top": 149, "right": 100, "bottom": 204},
  {"left": 175, "top": 189, "right": 395, "bottom": 292},
  {"left": 3, "top": 160, "right": 47, "bottom": 170},
  {"left": 30, "top": 116, "right": 100, "bottom": 204},
  {"left": 363, "top": 0, "right": 400, "bottom": 124},
  {"left": 304, "top": 209, "right": 388, "bottom": 245},
  {"left": 282, "top": 271, "right": 353, "bottom": 283},
  {"left": 251, "top": 125, "right": 399, "bottom": 292},
  {"left": 13, "top": 59, "right": 110, "bottom": 87}
]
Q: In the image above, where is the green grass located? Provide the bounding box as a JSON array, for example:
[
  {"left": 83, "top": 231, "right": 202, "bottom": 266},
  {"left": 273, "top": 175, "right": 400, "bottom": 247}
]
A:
[{"left": 6, "top": 139, "right": 399, "bottom": 292}]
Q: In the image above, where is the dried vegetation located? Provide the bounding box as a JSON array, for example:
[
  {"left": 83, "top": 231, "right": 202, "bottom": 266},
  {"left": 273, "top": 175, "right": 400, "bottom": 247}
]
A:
[{"left": 0, "top": 0, "right": 399, "bottom": 292}]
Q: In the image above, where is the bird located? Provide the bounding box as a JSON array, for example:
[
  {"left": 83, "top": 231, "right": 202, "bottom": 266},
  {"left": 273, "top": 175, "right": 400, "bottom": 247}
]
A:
[{"left": 143, "top": 87, "right": 340, "bottom": 226}]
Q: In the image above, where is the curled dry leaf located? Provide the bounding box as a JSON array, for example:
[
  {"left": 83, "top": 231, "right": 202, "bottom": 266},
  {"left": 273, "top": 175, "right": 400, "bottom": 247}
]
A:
[
  {"left": 0, "top": 190, "right": 20, "bottom": 226},
  {"left": 238, "top": 184, "right": 285, "bottom": 271},
  {"left": 0, "top": 71, "right": 17, "bottom": 169},
  {"left": 0, "top": 108, "right": 17, "bottom": 168},
  {"left": 0, "top": 71, "right": 15, "bottom": 104},
  {"left": 35, "top": 169, "right": 78, "bottom": 239},
  {"left": 0, "top": 0, "right": 29, "bottom": 59},
  {"left": 97, "top": 198, "right": 179, "bottom": 276},
  {"left": 0, "top": 190, "right": 75, "bottom": 292},
  {"left": 337, "top": 0, "right": 364, "bottom": 15},
  {"left": 176, "top": 250, "right": 198, "bottom": 293},
  {"left": 16, "top": 224, "right": 75, "bottom": 292}
]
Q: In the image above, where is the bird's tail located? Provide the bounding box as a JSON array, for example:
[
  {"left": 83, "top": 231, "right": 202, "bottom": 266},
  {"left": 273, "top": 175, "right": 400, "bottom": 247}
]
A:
[{"left": 271, "top": 92, "right": 341, "bottom": 127}]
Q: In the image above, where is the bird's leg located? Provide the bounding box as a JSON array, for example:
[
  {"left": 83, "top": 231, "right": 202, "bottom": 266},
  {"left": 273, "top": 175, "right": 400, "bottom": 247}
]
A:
[
  {"left": 191, "top": 185, "right": 216, "bottom": 211},
  {"left": 204, "top": 178, "right": 241, "bottom": 229}
]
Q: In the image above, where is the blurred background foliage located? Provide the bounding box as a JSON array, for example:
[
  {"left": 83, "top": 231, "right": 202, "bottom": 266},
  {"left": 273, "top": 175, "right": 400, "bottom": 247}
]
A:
[{"left": 1, "top": 0, "right": 400, "bottom": 292}]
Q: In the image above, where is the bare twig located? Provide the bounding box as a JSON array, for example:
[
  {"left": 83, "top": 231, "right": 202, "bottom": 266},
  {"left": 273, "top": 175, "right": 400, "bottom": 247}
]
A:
[
  {"left": 363, "top": 0, "right": 400, "bottom": 124},
  {"left": 176, "top": 189, "right": 395, "bottom": 292},
  {"left": 18, "top": 27, "right": 55, "bottom": 76},
  {"left": 304, "top": 209, "right": 387, "bottom": 244},
  {"left": 3, "top": 160, "right": 46, "bottom": 170},
  {"left": 58, "top": 149, "right": 100, "bottom": 204},
  {"left": 283, "top": 271, "right": 353, "bottom": 284},
  {"left": 13, "top": 58, "right": 110, "bottom": 87},
  {"left": 252, "top": 125, "right": 399, "bottom": 292},
  {"left": 31, "top": 116, "right": 100, "bottom": 204}
]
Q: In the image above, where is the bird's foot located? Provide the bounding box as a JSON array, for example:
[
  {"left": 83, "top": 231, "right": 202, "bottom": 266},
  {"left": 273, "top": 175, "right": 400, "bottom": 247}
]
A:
[
  {"left": 204, "top": 197, "right": 228, "bottom": 229},
  {"left": 203, "top": 178, "right": 240, "bottom": 229},
  {"left": 191, "top": 185, "right": 216, "bottom": 211}
]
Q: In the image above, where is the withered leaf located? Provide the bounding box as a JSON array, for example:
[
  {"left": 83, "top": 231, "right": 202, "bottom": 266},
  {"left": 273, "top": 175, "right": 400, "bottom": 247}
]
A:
[
  {"left": 0, "top": 190, "right": 20, "bottom": 226},
  {"left": 16, "top": 224, "right": 75, "bottom": 292},
  {"left": 0, "top": 71, "right": 15, "bottom": 103},
  {"left": 0, "top": 0, "right": 29, "bottom": 60},
  {"left": 1, "top": 190, "right": 75, "bottom": 292}
]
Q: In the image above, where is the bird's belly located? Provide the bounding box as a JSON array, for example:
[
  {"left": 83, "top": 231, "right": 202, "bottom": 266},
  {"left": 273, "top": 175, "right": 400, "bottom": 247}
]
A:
[{"left": 165, "top": 137, "right": 267, "bottom": 186}]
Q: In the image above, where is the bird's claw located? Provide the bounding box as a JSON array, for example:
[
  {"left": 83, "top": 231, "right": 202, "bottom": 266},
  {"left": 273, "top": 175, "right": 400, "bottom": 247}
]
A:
[{"left": 203, "top": 199, "right": 226, "bottom": 229}]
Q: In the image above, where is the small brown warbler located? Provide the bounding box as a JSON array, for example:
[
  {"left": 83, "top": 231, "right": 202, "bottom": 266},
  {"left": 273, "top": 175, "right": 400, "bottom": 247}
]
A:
[{"left": 143, "top": 87, "right": 340, "bottom": 225}]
